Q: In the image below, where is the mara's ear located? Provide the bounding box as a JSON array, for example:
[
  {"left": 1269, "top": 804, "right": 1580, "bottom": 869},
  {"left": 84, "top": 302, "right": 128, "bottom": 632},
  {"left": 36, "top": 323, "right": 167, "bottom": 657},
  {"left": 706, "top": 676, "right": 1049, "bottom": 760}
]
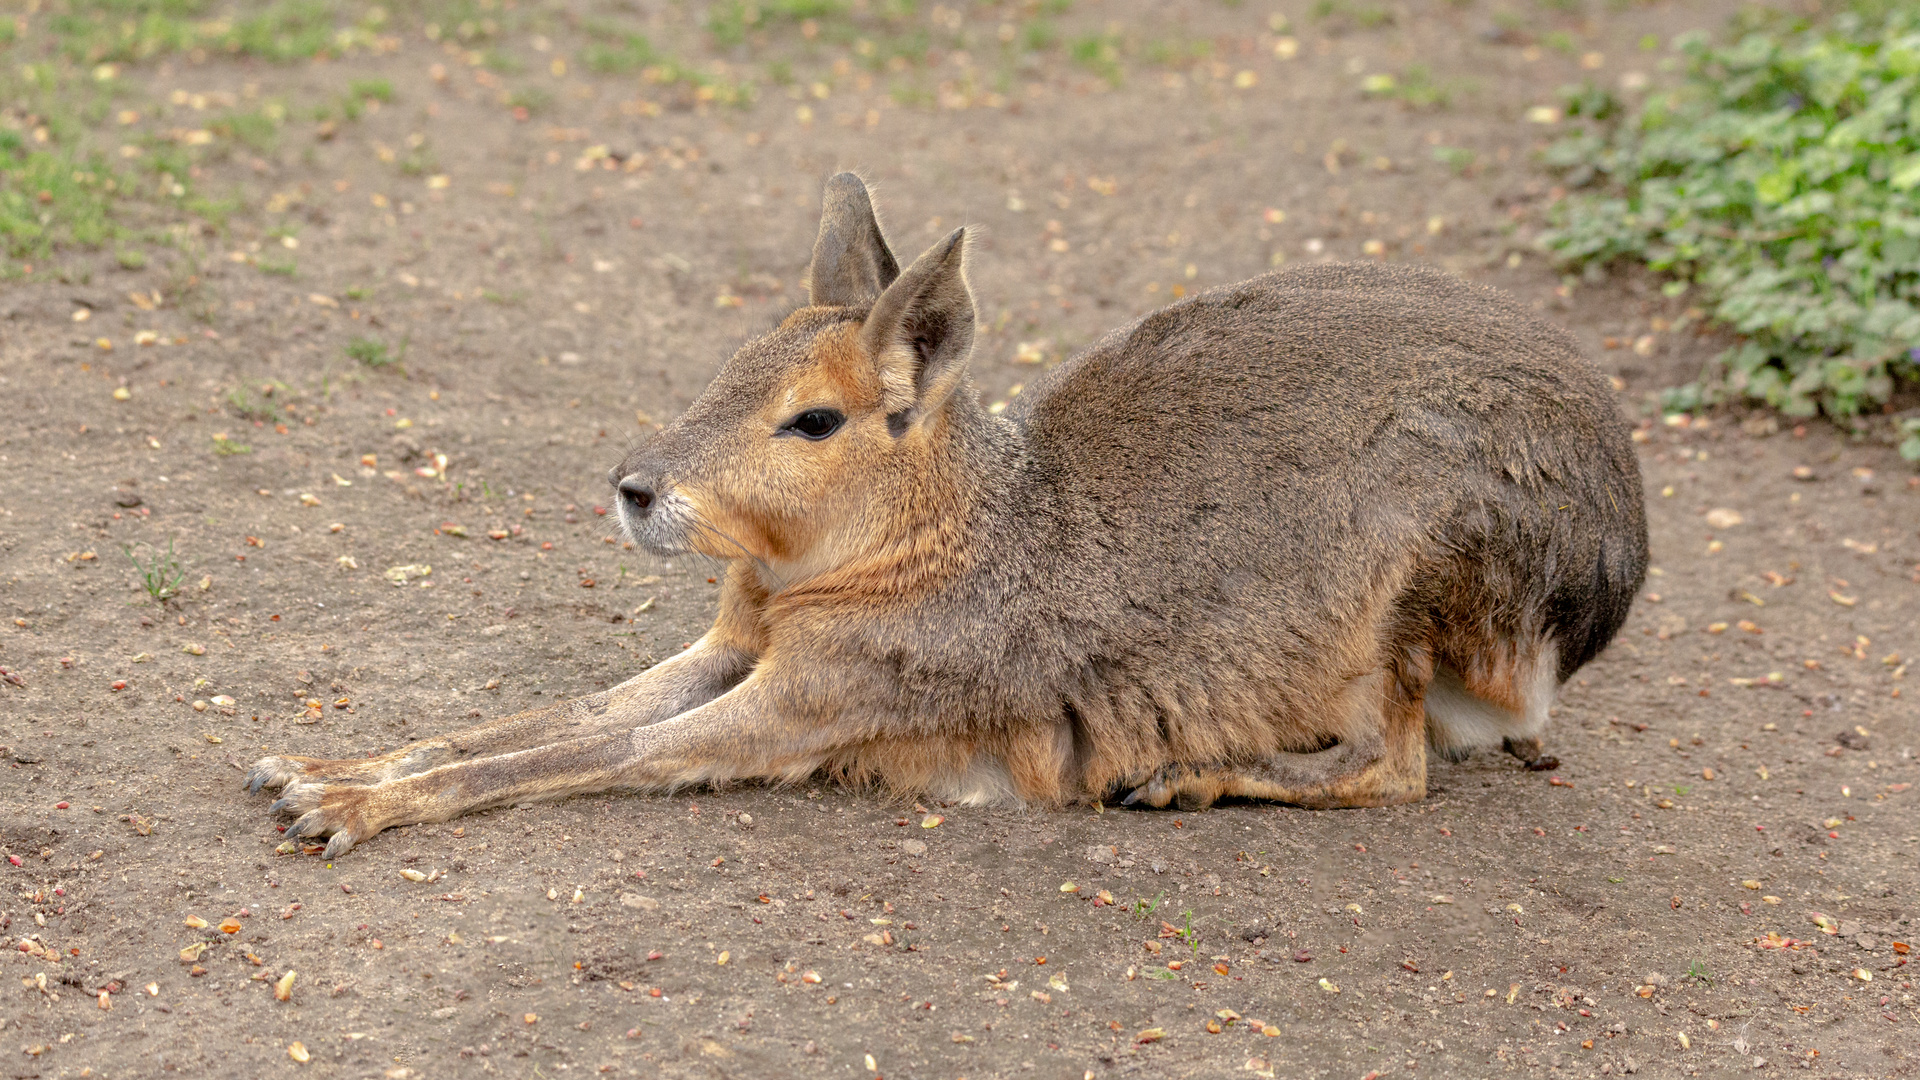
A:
[
  {"left": 860, "top": 227, "right": 975, "bottom": 423},
  {"left": 806, "top": 172, "right": 900, "bottom": 307}
]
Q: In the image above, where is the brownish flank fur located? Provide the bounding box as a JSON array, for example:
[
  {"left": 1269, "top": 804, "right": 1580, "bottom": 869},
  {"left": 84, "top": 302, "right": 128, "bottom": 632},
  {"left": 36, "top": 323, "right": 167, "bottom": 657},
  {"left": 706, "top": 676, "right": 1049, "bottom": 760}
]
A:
[{"left": 245, "top": 173, "right": 1647, "bottom": 857}]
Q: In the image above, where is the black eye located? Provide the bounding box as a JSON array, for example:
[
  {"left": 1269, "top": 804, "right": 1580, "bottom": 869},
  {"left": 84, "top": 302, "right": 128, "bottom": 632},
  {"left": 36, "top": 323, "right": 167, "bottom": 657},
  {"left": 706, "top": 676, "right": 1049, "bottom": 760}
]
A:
[{"left": 783, "top": 408, "right": 844, "bottom": 440}]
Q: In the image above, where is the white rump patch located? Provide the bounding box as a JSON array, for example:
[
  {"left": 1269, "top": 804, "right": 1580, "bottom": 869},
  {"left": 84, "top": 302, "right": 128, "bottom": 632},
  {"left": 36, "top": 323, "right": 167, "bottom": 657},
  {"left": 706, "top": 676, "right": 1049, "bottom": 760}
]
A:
[{"left": 1424, "top": 639, "right": 1558, "bottom": 759}]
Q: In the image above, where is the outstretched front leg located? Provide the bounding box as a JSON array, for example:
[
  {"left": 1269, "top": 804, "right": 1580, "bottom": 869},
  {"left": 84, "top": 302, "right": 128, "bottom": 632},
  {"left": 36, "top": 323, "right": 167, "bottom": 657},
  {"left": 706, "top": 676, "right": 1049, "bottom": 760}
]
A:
[
  {"left": 246, "top": 568, "right": 769, "bottom": 796},
  {"left": 273, "top": 664, "right": 841, "bottom": 857}
]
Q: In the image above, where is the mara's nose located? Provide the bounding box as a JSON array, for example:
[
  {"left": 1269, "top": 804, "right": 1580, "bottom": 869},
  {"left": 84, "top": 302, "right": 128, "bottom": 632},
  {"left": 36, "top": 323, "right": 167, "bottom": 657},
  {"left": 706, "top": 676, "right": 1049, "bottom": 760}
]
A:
[{"left": 616, "top": 476, "right": 655, "bottom": 515}]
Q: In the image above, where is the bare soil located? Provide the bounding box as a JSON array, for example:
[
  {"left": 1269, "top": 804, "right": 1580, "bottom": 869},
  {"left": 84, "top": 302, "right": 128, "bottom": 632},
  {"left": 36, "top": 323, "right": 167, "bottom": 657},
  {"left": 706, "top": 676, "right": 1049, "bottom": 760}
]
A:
[{"left": 2, "top": 1, "right": 1916, "bottom": 1078}]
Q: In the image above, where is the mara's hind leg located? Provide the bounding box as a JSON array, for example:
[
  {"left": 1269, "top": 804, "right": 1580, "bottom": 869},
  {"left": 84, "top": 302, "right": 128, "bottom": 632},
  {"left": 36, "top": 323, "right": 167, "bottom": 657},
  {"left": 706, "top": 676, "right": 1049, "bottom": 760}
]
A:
[{"left": 1123, "top": 665, "right": 1428, "bottom": 812}]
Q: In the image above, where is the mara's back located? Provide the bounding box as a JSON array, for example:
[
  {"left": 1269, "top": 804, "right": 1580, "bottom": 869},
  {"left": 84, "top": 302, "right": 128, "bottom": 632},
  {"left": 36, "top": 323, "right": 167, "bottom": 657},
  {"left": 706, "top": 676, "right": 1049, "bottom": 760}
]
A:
[{"left": 994, "top": 262, "right": 1646, "bottom": 784}]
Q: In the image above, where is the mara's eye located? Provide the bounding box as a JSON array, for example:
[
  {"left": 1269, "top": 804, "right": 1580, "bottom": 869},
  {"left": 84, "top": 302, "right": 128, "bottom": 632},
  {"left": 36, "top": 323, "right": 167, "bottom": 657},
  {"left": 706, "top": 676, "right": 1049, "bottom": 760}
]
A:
[{"left": 783, "top": 408, "right": 844, "bottom": 440}]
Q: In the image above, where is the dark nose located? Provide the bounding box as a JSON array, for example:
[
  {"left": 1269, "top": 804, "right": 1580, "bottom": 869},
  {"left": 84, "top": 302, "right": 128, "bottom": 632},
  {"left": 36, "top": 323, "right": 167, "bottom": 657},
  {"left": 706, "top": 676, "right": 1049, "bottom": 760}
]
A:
[{"left": 617, "top": 476, "right": 654, "bottom": 515}]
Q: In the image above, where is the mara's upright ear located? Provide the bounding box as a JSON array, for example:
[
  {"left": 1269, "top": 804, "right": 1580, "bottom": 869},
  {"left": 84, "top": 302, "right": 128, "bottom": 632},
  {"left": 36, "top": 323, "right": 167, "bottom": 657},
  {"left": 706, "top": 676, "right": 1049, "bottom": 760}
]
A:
[
  {"left": 806, "top": 172, "right": 900, "bottom": 307},
  {"left": 861, "top": 227, "right": 975, "bottom": 423}
]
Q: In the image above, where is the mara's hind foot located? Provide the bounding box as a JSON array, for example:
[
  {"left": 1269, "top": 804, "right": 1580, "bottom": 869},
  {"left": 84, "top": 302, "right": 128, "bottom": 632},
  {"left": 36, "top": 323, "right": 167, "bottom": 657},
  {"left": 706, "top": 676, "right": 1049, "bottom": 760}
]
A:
[
  {"left": 1120, "top": 740, "right": 1428, "bottom": 811},
  {"left": 1119, "top": 764, "right": 1232, "bottom": 812},
  {"left": 1501, "top": 736, "right": 1560, "bottom": 772},
  {"left": 1125, "top": 662, "right": 1431, "bottom": 811}
]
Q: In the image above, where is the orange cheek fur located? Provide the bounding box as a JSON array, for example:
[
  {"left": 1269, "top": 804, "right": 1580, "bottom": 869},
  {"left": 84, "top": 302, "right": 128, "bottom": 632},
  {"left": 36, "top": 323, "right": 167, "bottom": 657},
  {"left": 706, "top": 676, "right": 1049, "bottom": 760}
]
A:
[{"left": 675, "top": 320, "right": 891, "bottom": 570}]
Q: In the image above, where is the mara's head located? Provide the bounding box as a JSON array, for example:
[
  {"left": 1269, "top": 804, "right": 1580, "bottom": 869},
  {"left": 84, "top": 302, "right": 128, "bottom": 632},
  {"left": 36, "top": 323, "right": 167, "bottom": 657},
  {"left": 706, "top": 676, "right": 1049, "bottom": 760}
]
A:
[{"left": 611, "top": 173, "right": 979, "bottom": 582}]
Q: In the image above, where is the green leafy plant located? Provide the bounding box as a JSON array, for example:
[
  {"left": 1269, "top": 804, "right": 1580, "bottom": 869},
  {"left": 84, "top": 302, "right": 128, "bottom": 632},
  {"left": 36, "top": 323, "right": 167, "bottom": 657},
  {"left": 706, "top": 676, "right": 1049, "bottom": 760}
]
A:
[
  {"left": 211, "top": 434, "right": 252, "bottom": 455},
  {"left": 1540, "top": 6, "right": 1920, "bottom": 418},
  {"left": 124, "top": 539, "right": 187, "bottom": 603},
  {"left": 1900, "top": 417, "right": 1920, "bottom": 460}
]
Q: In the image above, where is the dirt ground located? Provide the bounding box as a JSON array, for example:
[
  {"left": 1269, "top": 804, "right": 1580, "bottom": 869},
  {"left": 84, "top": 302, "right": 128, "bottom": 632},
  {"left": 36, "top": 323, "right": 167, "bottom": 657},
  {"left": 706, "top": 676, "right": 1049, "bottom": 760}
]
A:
[{"left": 2, "top": 1, "right": 1916, "bottom": 1077}]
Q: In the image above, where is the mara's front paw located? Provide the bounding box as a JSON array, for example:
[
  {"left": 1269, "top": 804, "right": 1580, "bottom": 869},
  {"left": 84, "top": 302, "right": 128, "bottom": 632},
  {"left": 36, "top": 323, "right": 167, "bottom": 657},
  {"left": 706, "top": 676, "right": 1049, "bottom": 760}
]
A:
[
  {"left": 246, "top": 753, "right": 402, "bottom": 795},
  {"left": 245, "top": 755, "right": 319, "bottom": 795},
  {"left": 270, "top": 782, "right": 379, "bottom": 859}
]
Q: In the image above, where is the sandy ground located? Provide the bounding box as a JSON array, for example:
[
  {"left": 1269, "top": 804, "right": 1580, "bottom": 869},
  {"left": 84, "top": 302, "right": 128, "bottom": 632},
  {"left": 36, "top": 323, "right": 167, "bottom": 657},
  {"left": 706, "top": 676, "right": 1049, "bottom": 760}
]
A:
[{"left": 1, "top": 1, "right": 1915, "bottom": 1077}]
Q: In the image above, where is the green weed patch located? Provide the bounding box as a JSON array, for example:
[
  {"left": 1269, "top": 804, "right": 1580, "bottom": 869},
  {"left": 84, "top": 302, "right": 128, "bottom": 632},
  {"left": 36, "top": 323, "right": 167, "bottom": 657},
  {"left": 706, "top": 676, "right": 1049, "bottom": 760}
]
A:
[{"left": 1542, "top": 7, "right": 1920, "bottom": 418}]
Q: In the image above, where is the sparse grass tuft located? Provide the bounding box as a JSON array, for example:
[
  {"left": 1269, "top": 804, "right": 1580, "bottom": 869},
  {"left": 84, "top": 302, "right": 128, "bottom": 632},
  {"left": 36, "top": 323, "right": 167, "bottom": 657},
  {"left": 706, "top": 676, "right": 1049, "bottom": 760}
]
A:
[
  {"left": 708, "top": 0, "right": 850, "bottom": 47},
  {"left": 1431, "top": 145, "right": 1479, "bottom": 175},
  {"left": 0, "top": 135, "right": 122, "bottom": 260},
  {"left": 224, "top": 384, "right": 278, "bottom": 421},
  {"left": 349, "top": 77, "right": 394, "bottom": 103},
  {"left": 346, "top": 334, "right": 406, "bottom": 369},
  {"left": 211, "top": 108, "right": 281, "bottom": 153},
  {"left": 124, "top": 539, "right": 187, "bottom": 603},
  {"left": 47, "top": 0, "right": 349, "bottom": 65},
  {"left": 1363, "top": 64, "right": 1463, "bottom": 109},
  {"left": 1069, "top": 33, "right": 1123, "bottom": 85},
  {"left": 581, "top": 30, "right": 659, "bottom": 75},
  {"left": 1311, "top": 0, "right": 1396, "bottom": 31}
]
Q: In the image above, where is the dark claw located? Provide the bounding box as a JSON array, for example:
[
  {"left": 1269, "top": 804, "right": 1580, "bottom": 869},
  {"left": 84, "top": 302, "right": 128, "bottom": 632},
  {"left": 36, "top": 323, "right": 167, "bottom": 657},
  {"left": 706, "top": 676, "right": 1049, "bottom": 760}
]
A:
[
  {"left": 1120, "top": 787, "right": 1145, "bottom": 806},
  {"left": 268, "top": 797, "right": 293, "bottom": 815},
  {"left": 1525, "top": 755, "right": 1561, "bottom": 772}
]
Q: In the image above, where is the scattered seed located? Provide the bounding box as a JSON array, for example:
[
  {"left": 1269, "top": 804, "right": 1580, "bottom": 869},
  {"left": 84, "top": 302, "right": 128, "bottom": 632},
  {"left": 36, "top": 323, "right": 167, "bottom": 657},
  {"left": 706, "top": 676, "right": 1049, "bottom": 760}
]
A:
[{"left": 288, "top": 1041, "right": 310, "bottom": 1063}]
